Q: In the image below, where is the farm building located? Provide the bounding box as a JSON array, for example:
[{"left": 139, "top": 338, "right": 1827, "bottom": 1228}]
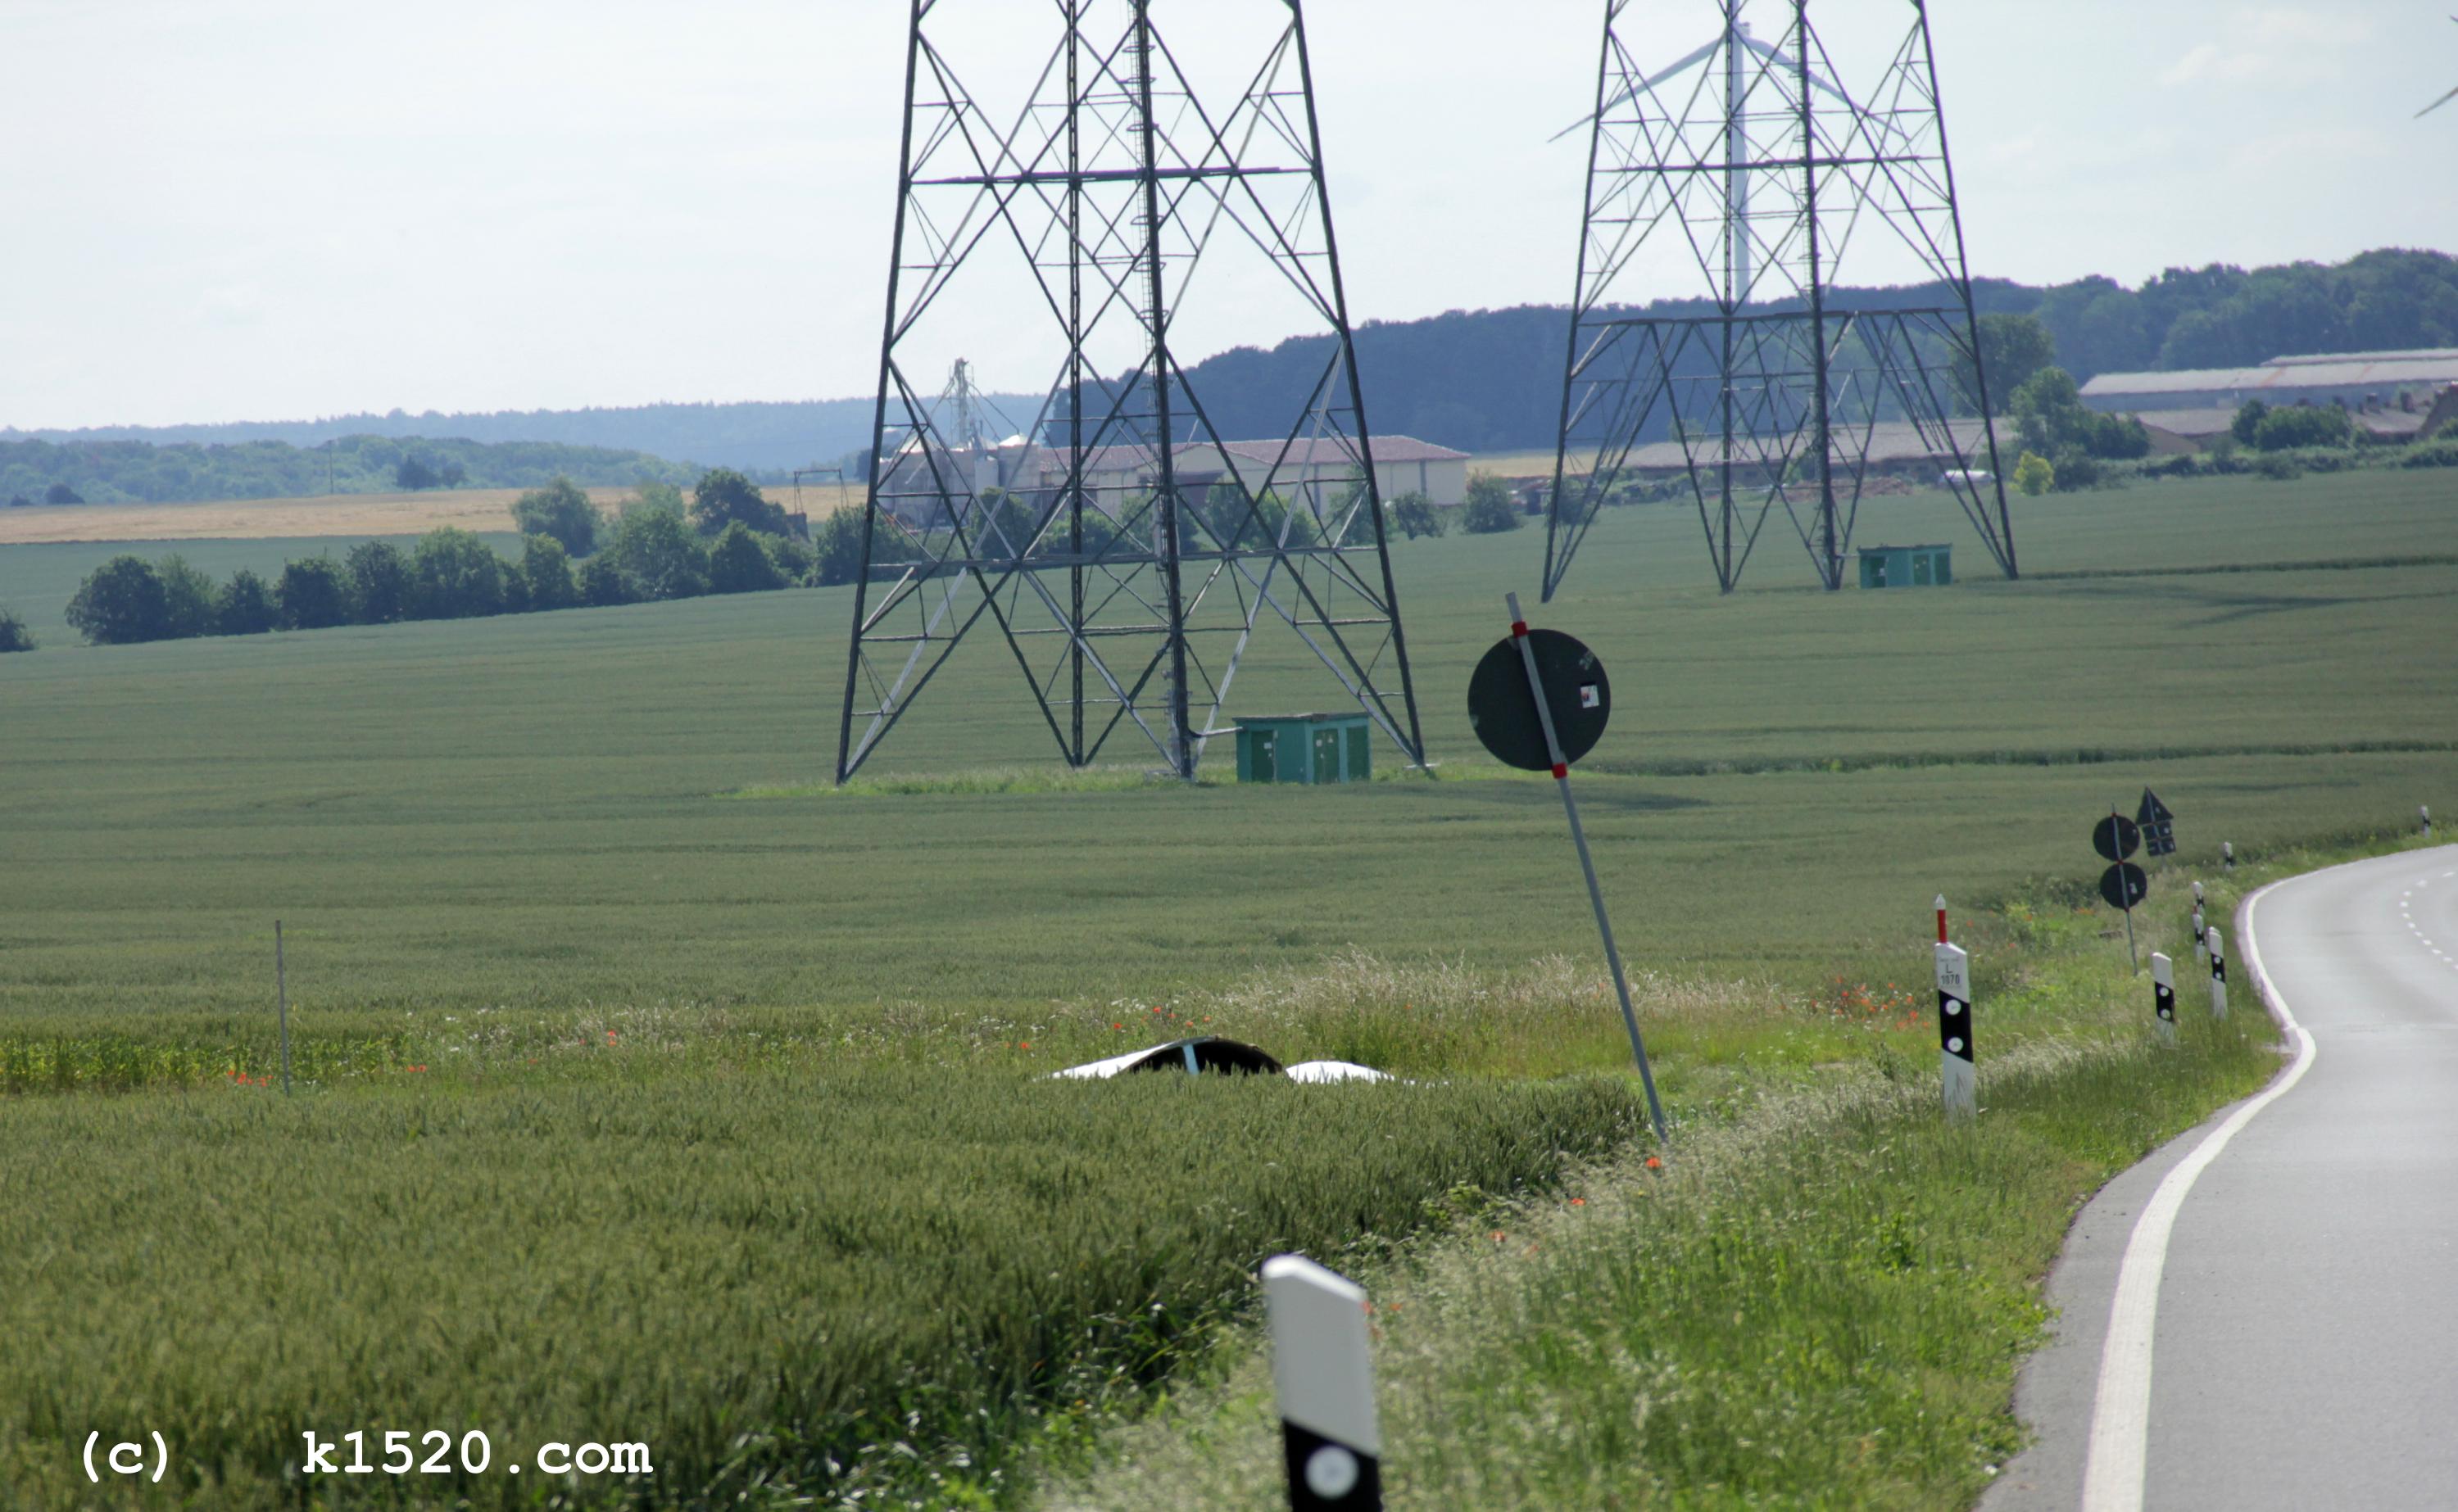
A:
[
  {"left": 2080, "top": 349, "right": 2458, "bottom": 419},
  {"left": 1606, "top": 418, "right": 2002, "bottom": 485}
]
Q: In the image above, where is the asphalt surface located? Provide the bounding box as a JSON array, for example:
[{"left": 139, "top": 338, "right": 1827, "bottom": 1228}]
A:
[{"left": 1984, "top": 844, "right": 2458, "bottom": 1512}]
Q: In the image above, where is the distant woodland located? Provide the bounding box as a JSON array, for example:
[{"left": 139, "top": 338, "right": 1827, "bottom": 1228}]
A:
[
  {"left": 0, "top": 435, "right": 695, "bottom": 509},
  {"left": 7, "top": 248, "right": 2453, "bottom": 487}
]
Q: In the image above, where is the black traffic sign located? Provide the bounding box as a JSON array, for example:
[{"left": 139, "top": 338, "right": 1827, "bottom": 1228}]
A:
[
  {"left": 2137, "top": 789, "right": 2177, "bottom": 857},
  {"left": 1467, "top": 629, "right": 1611, "bottom": 772},
  {"left": 2092, "top": 814, "right": 2143, "bottom": 863},
  {"left": 2100, "top": 862, "right": 2149, "bottom": 911}
]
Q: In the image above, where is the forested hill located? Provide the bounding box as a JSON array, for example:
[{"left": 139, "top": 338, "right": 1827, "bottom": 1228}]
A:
[
  {"left": 1180, "top": 247, "right": 2458, "bottom": 454},
  {"left": 0, "top": 398, "right": 1041, "bottom": 480},
  {"left": 1, "top": 434, "right": 696, "bottom": 508},
  {"left": 10, "top": 248, "right": 2451, "bottom": 469}
]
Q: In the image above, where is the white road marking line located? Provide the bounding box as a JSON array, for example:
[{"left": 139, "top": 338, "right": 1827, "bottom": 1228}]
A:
[{"left": 2079, "top": 871, "right": 2321, "bottom": 1512}]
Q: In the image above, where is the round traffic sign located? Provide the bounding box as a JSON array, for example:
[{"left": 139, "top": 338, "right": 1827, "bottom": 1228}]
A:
[
  {"left": 1467, "top": 630, "right": 1611, "bottom": 772},
  {"left": 2099, "top": 862, "right": 2148, "bottom": 911},
  {"left": 2092, "top": 814, "right": 2143, "bottom": 863}
]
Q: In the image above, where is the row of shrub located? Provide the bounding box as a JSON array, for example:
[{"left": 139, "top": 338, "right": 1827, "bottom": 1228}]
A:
[{"left": 61, "top": 473, "right": 866, "bottom": 647}]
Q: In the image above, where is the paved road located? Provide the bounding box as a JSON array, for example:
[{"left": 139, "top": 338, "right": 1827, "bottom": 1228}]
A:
[{"left": 1985, "top": 844, "right": 2458, "bottom": 1512}]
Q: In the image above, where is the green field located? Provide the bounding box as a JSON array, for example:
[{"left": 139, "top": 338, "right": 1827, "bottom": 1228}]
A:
[{"left": 2, "top": 470, "right": 2454, "bottom": 1506}]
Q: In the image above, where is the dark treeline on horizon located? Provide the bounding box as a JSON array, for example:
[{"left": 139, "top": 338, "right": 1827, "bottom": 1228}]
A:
[{"left": 11, "top": 248, "right": 2455, "bottom": 473}]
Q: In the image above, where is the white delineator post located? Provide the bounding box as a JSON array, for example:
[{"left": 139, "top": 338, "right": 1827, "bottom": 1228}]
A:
[
  {"left": 1263, "top": 1255, "right": 1382, "bottom": 1512},
  {"left": 2223, "top": 840, "right": 2235, "bottom": 871},
  {"left": 1503, "top": 593, "right": 1667, "bottom": 1144},
  {"left": 2425, "top": 804, "right": 2434, "bottom": 839},
  {"left": 1937, "top": 936, "right": 1975, "bottom": 1122},
  {"left": 2192, "top": 905, "right": 2208, "bottom": 975},
  {"left": 2206, "top": 925, "right": 2229, "bottom": 1018},
  {"left": 2150, "top": 951, "right": 2177, "bottom": 1047}
]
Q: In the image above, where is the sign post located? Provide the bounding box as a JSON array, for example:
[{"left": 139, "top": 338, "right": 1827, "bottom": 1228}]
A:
[
  {"left": 1936, "top": 937, "right": 1975, "bottom": 1122},
  {"left": 2150, "top": 951, "right": 2177, "bottom": 1047},
  {"left": 276, "top": 920, "right": 292, "bottom": 1095},
  {"left": 2206, "top": 926, "right": 2229, "bottom": 1019},
  {"left": 1471, "top": 595, "right": 1667, "bottom": 1143},
  {"left": 1263, "top": 1255, "right": 1382, "bottom": 1512},
  {"left": 2093, "top": 809, "right": 2147, "bottom": 973}
]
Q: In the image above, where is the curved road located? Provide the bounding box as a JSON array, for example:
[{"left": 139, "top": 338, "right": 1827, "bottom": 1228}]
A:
[{"left": 1985, "top": 844, "right": 2458, "bottom": 1512}]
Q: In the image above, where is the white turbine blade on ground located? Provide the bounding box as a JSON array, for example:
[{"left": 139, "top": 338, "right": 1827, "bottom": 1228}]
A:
[{"left": 1550, "top": 34, "right": 1724, "bottom": 142}]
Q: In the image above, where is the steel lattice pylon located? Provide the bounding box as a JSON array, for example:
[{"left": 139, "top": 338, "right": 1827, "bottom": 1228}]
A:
[
  {"left": 1541, "top": 0, "right": 2017, "bottom": 598},
  {"left": 835, "top": 0, "right": 1426, "bottom": 783}
]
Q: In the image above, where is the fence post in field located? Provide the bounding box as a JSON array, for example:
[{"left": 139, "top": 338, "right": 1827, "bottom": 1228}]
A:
[
  {"left": 1936, "top": 935, "right": 1975, "bottom": 1123},
  {"left": 276, "top": 920, "right": 291, "bottom": 1095},
  {"left": 2206, "top": 926, "right": 2229, "bottom": 1019},
  {"left": 1263, "top": 1254, "right": 1382, "bottom": 1511},
  {"left": 2151, "top": 951, "right": 2178, "bottom": 1047}
]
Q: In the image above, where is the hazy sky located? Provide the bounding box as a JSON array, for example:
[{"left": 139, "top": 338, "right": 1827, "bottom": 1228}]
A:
[{"left": 4, "top": 0, "right": 2452, "bottom": 429}]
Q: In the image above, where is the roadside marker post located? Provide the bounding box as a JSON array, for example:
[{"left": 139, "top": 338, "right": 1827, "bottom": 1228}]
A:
[
  {"left": 276, "top": 920, "right": 292, "bottom": 1095},
  {"left": 2223, "top": 841, "right": 2235, "bottom": 871},
  {"left": 1471, "top": 595, "right": 1667, "bottom": 1144},
  {"left": 2150, "top": 952, "right": 2177, "bottom": 1047},
  {"left": 2206, "top": 926, "right": 2229, "bottom": 1019},
  {"left": 2425, "top": 805, "right": 2434, "bottom": 839},
  {"left": 1936, "top": 937, "right": 1975, "bottom": 1122},
  {"left": 1263, "top": 1255, "right": 1382, "bottom": 1512},
  {"left": 2192, "top": 907, "right": 2208, "bottom": 974}
]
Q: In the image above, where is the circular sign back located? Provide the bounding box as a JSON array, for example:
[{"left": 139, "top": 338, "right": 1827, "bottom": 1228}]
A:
[
  {"left": 1467, "top": 630, "right": 1611, "bottom": 772},
  {"left": 2098, "top": 862, "right": 2149, "bottom": 911},
  {"left": 2092, "top": 814, "right": 2143, "bottom": 863}
]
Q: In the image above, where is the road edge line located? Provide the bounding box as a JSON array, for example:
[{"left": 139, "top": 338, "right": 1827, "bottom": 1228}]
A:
[{"left": 2076, "top": 867, "right": 2321, "bottom": 1512}]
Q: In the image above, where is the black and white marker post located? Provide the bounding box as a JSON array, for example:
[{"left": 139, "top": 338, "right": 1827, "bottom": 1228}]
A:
[
  {"left": 2150, "top": 951, "right": 2178, "bottom": 1047},
  {"left": 1936, "top": 898, "right": 1975, "bottom": 1122},
  {"left": 1263, "top": 1254, "right": 1381, "bottom": 1511},
  {"left": 2206, "top": 925, "right": 2229, "bottom": 1019},
  {"left": 2426, "top": 805, "right": 2435, "bottom": 840},
  {"left": 2223, "top": 840, "right": 2235, "bottom": 871},
  {"left": 1477, "top": 594, "right": 1668, "bottom": 1144}
]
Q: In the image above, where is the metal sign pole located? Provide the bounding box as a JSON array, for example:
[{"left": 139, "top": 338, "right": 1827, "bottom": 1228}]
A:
[
  {"left": 2113, "top": 807, "right": 2138, "bottom": 974},
  {"left": 276, "top": 919, "right": 292, "bottom": 1095},
  {"left": 1504, "top": 594, "right": 1667, "bottom": 1144}
]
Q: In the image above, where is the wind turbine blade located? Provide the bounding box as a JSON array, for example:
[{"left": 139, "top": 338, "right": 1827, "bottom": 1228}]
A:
[
  {"left": 2419, "top": 83, "right": 2458, "bottom": 117},
  {"left": 1550, "top": 34, "right": 1726, "bottom": 143},
  {"left": 1739, "top": 34, "right": 1854, "bottom": 108}
]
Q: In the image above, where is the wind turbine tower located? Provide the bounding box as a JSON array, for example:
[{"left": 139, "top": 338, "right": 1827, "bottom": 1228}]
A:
[{"left": 1541, "top": 0, "right": 2018, "bottom": 597}]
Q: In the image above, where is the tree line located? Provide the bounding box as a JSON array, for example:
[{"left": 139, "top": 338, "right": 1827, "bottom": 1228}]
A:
[
  {"left": 61, "top": 472, "right": 865, "bottom": 648},
  {"left": 2, "top": 434, "right": 697, "bottom": 509}
]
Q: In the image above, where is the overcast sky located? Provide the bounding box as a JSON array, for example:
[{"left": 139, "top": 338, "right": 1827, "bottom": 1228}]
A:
[{"left": 3, "top": 0, "right": 2451, "bottom": 430}]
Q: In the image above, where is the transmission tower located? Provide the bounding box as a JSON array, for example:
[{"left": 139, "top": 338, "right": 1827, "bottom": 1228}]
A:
[
  {"left": 1540, "top": 0, "right": 2017, "bottom": 598},
  {"left": 835, "top": 0, "right": 1426, "bottom": 782}
]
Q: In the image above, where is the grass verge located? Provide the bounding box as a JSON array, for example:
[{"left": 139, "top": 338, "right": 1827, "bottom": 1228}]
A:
[{"left": 1031, "top": 839, "right": 2434, "bottom": 1510}]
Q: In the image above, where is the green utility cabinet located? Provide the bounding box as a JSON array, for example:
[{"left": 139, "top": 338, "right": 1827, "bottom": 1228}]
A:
[
  {"left": 1232, "top": 713, "right": 1372, "bottom": 785},
  {"left": 1857, "top": 543, "right": 1952, "bottom": 590}
]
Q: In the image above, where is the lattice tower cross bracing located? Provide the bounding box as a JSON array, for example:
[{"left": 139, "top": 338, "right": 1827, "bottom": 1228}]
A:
[
  {"left": 835, "top": 0, "right": 1425, "bottom": 782},
  {"left": 1541, "top": 0, "right": 2017, "bottom": 598}
]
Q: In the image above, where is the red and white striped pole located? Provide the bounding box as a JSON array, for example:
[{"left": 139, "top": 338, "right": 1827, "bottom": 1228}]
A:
[{"left": 1504, "top": 594, "right": 1667, "bottom": 1144}]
